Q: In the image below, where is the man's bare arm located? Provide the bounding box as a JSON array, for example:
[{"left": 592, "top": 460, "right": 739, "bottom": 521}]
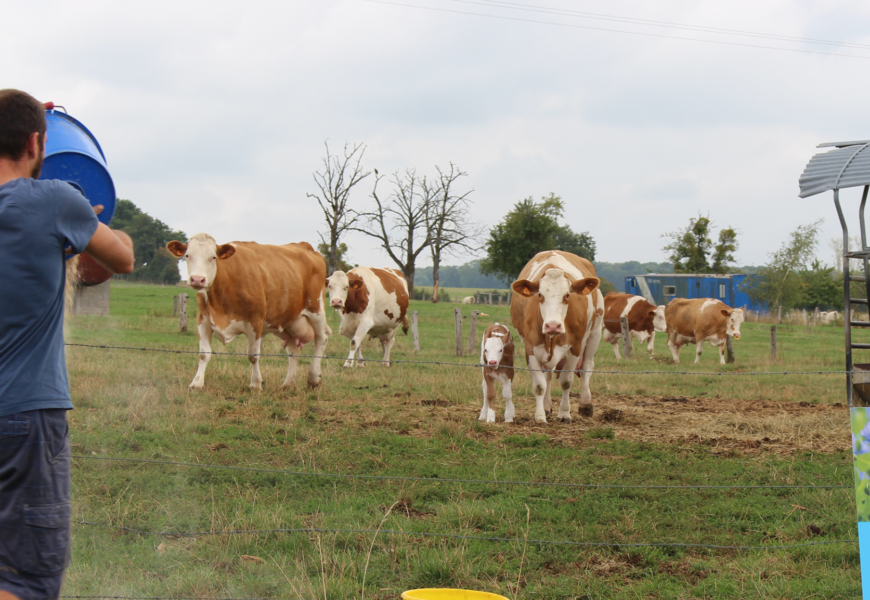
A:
[{"left": 85, "top": 223, "right": 135, "bottom": 274}]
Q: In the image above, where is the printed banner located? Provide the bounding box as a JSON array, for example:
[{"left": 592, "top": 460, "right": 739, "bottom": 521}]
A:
[{"left": 851, "top": 407, "right": 870, "bottom": 596}]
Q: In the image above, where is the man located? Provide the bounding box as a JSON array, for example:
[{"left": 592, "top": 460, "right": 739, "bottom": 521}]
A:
[{"left": 0, "top": 90, "right": 134, "bottom": 600}]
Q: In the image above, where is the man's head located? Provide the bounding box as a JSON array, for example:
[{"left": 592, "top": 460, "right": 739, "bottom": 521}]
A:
[{"left": 0, "top": 89, "right": 46, "bottom": 178}]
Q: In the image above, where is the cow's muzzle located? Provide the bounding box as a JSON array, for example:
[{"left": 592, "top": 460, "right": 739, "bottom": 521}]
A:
[
  {"left": 331, "top": 300, "right": 344, "bottom": 308},
  {"left": 544, "top": 322, "right": 562, "bottom": 335},
  {"left": 488, "top": 360, "right": 498, "bottom": 366},
  {"left": 189, "top": 276, "right": 206, "bottom": 290}
]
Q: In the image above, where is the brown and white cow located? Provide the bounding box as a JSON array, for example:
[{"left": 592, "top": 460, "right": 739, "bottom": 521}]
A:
[
  {"left": 166, "top": 234, "right": 331, "bottom": 389},
  {"left": 326, "top": 267, "right": 409, "bottom": 367},
  {"left": 510, "top": 250, "right": 604, "bottom": 423},
  {"left": 664, "top": 298, "right": 745, "bottom": 364},
  {"left": 601, "top": 292, "right": 666, "bottom": 360},
  {"left": 479, "top": 323, "right": 515, "bottom": 423}
]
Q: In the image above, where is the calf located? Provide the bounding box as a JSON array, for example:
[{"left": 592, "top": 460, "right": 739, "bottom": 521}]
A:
[
  {"left": 166, "top": 234, "right": 330, "bottom": 389},
  {"left": 601, "top": 292, "right": 666, "bottom": 359},
  {"left": 665, "top": 298, "right": 744, "bottom": 364},
  {"left": 511, "top": 250, "right": 604, "bottom": 422},
  {"left": 478, "top": 323, "right": 515, "bottom": 423},
  {"left": 326, "top": 267, "right": 410, "bottom": 367}
]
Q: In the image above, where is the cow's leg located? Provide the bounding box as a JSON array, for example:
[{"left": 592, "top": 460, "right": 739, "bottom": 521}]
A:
[
  {"left": 543, "top": 370, "right": 553, "bottom": 415},
  {"left": 345, "top": 317, "right": 373, "bottom": 368},
  {"left": 354, "top": 345, "right": 365, "bottom": 368},
  {"left": 502, "top": 377, "right": 515, "bottom": 423},
  {"left": 246, "top": 332, "right": 263, "bottom": 390},
  {"left": 306, "top": 311, "right": 329, "bottom": 388},
  {"left": 576, "top": 319, "right": 604, "bottom": 418},
  {"left": 667, "top": 332, "right": 681, "bottom": 364},
  {"left": 604, "top": 330, "right": 622, "bottom": 360},
  {"left": 282, "top": 345, "right": 300, "bottom": 388},
  {"left": 647, "top": 331, "right": 656, "bottom": 359},
  {"left": 694, "top": 332, "right": 704, "bottom": 364},
  {"left": 381, "top": 330, "right": 398, "bottom": 366},
  {"left": 479, "top": 375, "right": 496, "bottom": 423},
  {"left": 717, "top": 339, "right": 726, "bottom": 365},
  {"left": 190, "top": 320, "right": 214, "bottom": 389},
  {"left": 556, "top": 352, "right": 581, "bottom": 423},
  {"left": 528, "top": 355, "right": 549, "bottom": 424}
]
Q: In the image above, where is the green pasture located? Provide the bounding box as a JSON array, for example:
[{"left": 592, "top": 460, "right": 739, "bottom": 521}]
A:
[{"left": 62, "top": 281, "right": 861, "bottom": 599}]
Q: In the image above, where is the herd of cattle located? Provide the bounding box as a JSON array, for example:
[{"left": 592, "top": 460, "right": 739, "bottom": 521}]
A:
[{"left": 165, "top": 236, "right": 746, "bottom": 423}]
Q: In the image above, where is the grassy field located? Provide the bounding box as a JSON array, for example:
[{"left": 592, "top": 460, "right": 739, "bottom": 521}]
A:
[{"left": 62, "top": 281, "right": 861, "bottom": 599}]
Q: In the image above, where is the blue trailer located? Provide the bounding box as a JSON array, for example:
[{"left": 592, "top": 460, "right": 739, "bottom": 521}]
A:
[{"left": 624, "top": 273, "right": 763, "bottom": 311}]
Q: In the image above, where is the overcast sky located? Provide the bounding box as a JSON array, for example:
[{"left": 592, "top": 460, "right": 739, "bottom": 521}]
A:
[{"left": 7, "top": 0, "right": 870, "bottom": 270}]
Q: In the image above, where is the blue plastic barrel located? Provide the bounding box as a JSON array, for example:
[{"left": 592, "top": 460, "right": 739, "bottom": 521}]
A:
[{"left": 39, "top": 109, "right": 115, "bottom": 225}]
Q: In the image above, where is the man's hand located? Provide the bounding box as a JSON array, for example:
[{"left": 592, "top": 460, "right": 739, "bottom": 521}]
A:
[{"left": 85, "top": 224, "right": 134, "bottom": 274}]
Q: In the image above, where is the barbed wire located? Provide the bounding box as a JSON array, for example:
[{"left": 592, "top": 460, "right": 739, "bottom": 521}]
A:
[
  {"left": 74, "top": 520, "right": 853, "bottom": 551},
  {"left": 64, "top": 343, "right": 850, "bottom": 376},
  {"left": 71, "top": 455, "right": 850, "bottom": 490}
]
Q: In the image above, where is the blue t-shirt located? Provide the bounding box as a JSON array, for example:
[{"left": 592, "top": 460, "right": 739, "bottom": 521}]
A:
[{"left": 0, "top": 178, "right": 99, "bottom": 417}]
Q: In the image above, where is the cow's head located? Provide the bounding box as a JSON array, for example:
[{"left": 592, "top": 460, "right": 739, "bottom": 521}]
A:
[
  {"left": 723, "top": 307, "right": 745, "bottom": 339},
  {"left": 166, "top": 233, "right": 236, "bottom": 291},
  {"left": 483, "top": 325, "right": 510, "bottom": 367},
  {"left": 325, "top": 270, "right": 351, "bottom": 309},
  {"left": 652, "top": 305, "right": 667, "bottom": 333},
  {"left": 512, "top": 268, "right": 599, "bottom": 336}
]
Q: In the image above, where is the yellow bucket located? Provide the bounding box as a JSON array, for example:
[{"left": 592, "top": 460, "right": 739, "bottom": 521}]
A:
[{"left": 401, "top": 589, "right": 508, "bottom": 600}]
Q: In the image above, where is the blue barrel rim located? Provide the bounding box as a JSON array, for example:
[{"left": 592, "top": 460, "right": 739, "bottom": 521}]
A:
[{"left": 45, "top": 109, "right": 107, "bottom": 163}]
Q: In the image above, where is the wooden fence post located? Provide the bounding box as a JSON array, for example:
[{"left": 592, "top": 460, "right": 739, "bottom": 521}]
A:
[
  {"left": 777, "top": 306, "right": 782, "bottom": 324},
  {"left": 770, "top": 325, "right": 777, "bottom": 361},
  {"left": 726, "top": 335, "right": 735, "bottom": 364},
  {"left": 454, "top": 308, "right": 463, "bottom": 356},
  {"left": 179, "top": 293, "right": 188, "bottom": 333},
  {"left": 467, "top": 309, "right": 479, "bottom": 354},
  {"left": 620, "top": 316, "right": 632, "bottom": 359},
  {"left": 475, "top": 292, "right": 480, "bottom": 304},
  {"left": 488, "top": 292, "right": 493, "bottom": 305},
  {"left": 411, "top": 311, "right": 420, "bottom": 352}
]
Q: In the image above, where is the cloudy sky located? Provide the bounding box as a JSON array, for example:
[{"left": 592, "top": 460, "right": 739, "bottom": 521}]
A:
[{"left": 7, "top": 0, "right": 870, "bottom": 270}]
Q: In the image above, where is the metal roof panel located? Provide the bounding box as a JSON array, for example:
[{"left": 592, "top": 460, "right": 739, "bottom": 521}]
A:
[{"left": 799, "top": 142, "right": 870, "bottom": 198}]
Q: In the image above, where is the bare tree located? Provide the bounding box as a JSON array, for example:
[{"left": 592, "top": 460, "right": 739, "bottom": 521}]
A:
[
  {"left": 425, "top": 164, "right": 482, "bottom": 302},
  {"left": 354, "top": 169, "right": 431, "bottom": 295},
  {"left": 307, "top": 141, "right": 370, "bottom": 274}
]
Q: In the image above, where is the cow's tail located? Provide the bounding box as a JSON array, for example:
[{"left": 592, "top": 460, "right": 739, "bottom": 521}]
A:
[{"left": 402, "top": 314, "right": 410, "bottom": 335}]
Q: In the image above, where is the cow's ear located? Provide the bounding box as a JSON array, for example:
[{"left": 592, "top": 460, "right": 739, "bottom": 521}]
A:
[
  {"left": 512, "top": 279, "right": 539, "bottom": 297},
  {"left": 571, "top": 277, "right": 600, "bottom": 296},
  {"left": 349, "top": 279, "right": 363, "bottom": 290},
  {"left": 721, "top": 309, "right": 732, "bottom": 318},
  {"left": 166, "top": 241, "right": 187, "bottom": 257},
  {"left": 217, "top": 244, "right": 236, "bottom": 260}
]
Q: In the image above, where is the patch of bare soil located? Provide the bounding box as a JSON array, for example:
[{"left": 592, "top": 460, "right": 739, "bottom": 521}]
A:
[{"left": 317, "top": 391, "right": 850, "bottom": 455}]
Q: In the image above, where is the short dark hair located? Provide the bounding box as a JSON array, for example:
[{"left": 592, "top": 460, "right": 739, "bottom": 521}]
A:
[{"left": 0, "top": 89, "right": 46, "bottom": 161}]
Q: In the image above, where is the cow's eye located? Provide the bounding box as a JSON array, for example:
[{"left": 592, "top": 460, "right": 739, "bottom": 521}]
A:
[
  {"left": 184, "top": 254, "right": 189, "bottom": 259},
  {"left": 563, "top": 294, "right": 570, "bottom": 302},
  {"left": 537, "top": 293, "right": 543, "bottom": 301}
]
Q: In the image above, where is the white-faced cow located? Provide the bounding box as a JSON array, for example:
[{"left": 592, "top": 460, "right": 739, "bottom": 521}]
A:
[
  {"left": 326, "top": 267, "right": 410, "bottom": 367},
  {"left": 664, "top": 298, "right": 744, "bottom": 365},
  {"left": 166, "top": 234, "right": 330, "bottom": 389},
  {"left": 478, "top": 323, "right": 515, "bottom": 424},
  {"left": 601, "top": 292, "right": 666, "bottom": 360},
  {"left": 510, "top": 250, "right": 604, "bottom": 423}
]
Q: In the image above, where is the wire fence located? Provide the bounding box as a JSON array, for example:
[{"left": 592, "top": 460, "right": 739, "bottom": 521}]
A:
[
  {"left": 64, "top": 342, "right": 852, "bottom": 376},
  {"left": 64, "top": 338, "right": 857, "bottom": 598}
]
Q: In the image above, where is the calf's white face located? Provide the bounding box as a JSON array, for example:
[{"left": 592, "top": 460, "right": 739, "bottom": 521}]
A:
[
  {"left": 326, "top": 270, "right": 350, "bottom": 309},
  {"left": 653, "top": 305, "right": 667, "bottom": 332},
  {"left": 725, "top": 308, "right": 745, "bottom": 339},
  {"left": 166, "top": 233, "right": 235, "bottom": 291},
  {"left": 483, "top": 335, "right": 506, "bottom": 366},
  {"left": 512, "top": 268, "right": 599, "bottom": 335}
]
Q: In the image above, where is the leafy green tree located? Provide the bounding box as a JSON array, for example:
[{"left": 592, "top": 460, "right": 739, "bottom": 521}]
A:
[
  {"left": 797, "top": 260, "right": 841, "bottom": 310},
  {"left": 662, "top": 215, "right": 739, "bottom": 274},
  {"left": 744, "top": 219, "right": 823, "bottom": 311},
  {"left": 317, "top": 242, "right": 356, "bottom": 273},
  {"left": 480, "top": 194, "right": 596, "bottom": 284},
  {"left": 111, "top": 198, "right": 187, "bottom": 284}
]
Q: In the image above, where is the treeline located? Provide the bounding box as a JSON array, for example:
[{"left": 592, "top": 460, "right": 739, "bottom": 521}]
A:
[
  {"left": 414, "top": 260, "right": 506, "bottom": 289},
  {"left": 110, "top": 199, "right": 187, "bottom": 284}
]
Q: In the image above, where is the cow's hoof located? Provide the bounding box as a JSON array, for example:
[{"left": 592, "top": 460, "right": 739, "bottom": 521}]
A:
[
  {"left": 249, "top": 384, "right": 263, "bottom": 391},
  {"left": 556, "top": 416, "right": 572, "bottom": 423},
  {"left": 342, "top": 363, "right": 354, "bottom": 369},
  {"left": 534, "top": 416, "right": 548, "bottom": 425},
  {"left": 577, "top": 404, "right": 593, "bottom": 418},
  {"left": 189, "top": 383, "right": 203, "bottom": 390}
]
